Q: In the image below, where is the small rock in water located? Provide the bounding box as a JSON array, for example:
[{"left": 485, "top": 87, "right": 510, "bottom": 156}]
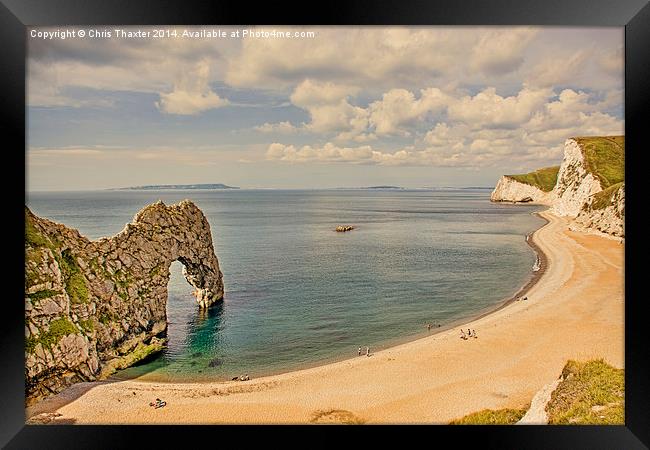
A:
[
  {"left": 208, "top": 358, "right": 223, "bottom": 367},
  {"left": 335, "top": 225, "right": 355, "bottom": 232},
  {"left": 191, "top": 352, "right": 203, "bottom": 358}
]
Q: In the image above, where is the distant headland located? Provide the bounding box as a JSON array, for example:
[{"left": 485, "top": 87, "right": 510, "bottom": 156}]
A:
[{"left": 112, "top": 183, "right": 240, "bottom": 190}]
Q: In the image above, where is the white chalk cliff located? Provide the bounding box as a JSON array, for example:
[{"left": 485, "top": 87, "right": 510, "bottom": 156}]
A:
[
  {"left": 551, "top": 139, "right": 604, "bottom": 217},
  {"left": 492, "top": 136, "right": 624, "bottom": 238},
  {"left": 573, "top": 183, "right": 625, "bottom": 237},
  {"left": 491, "top": 176, "right": 556, "bottom": 205}
]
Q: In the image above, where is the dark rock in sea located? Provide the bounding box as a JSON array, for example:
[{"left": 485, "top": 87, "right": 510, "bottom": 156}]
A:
[
  {"left": 191, "top": 352, "right": 203, "bottom": 358},
  {"left": 335, "top": 225, "right": 355, "bottom": 232},
  {"left": 208, "top": 358, "right": 223, "bottom": 367}
]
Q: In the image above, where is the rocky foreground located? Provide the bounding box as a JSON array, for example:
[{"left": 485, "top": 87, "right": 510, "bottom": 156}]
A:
[{"left": 25, "top": 200, "right": 224, "bottom": 404}]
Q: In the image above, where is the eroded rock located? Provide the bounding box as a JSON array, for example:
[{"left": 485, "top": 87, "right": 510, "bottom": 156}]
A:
[{"left": 25, "top": 200, "right": 224, "bottom": 404}]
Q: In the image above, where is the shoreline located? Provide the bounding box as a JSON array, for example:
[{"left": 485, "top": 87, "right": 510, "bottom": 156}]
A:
[
  {"left": 27, "top": 210, "right": 624, "bottom": 424},
  {"left": 106, "top": 209, "right": 550, "bottom": 385}
]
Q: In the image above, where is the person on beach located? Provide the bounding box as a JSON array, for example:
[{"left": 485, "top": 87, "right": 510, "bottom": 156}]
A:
[
  {"left": 460, "top": 329, "right": 466, "bottom": 340},
  {"left": 467, "top": 328, "right": 472, "bottom": 337},
  {"left": 366, "top": 346, "right": 370, "bottom": 356},
  {"left": 358, "top": 347, "right": 362, "bottom": 356},
  {"left": 427, "top": 323, "right": 431, "bottom": 331},
  {"left": 472, "top": 329, "right": 477, "bottom": 339}
]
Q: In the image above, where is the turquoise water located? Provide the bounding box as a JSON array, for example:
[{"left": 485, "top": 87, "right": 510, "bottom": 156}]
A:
[{"left": 26, "top": 189, "right": 544, "bottom": 382}]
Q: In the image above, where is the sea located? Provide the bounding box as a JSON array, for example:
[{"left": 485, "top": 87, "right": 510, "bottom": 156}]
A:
[{"left": 26, "top": 189, "right": 545, "bottom": 382}]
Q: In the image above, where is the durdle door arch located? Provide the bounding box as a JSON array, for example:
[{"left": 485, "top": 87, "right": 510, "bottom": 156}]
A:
[{"left": 25, "top": 200, "right": 224, "bottom": 403}]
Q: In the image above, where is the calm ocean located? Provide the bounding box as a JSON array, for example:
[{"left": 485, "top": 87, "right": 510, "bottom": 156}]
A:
[{"left": 26, "top": 189, "right": 544, "bottom": 382}]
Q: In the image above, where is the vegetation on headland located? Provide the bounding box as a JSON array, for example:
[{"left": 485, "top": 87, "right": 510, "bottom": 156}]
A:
[
  {"left": 60, "top": 249, "right": 90, "bottom": 304},
  {"left": 449, "top": 359, "right": 624, "bottom": 425},
  {"left": 506, "top": 166, "right": 560, "bottom": 192},
  {"left": 27, "top": 289, "right": 62, "bottom": 302},
  {"left": 588, "top": 182, "right": 624, "bottom": 211},
  {"left": 26, "top": 317, "right": 79, "bottom": 353},
  {"left": 449, "top": 406, "right": 529, "bottom": 425},
  {"left": 25, "top": 209, "right": 52, "bottom": 249},
  {"left": 25, "top": 209, "right": 89, "bottom": 305},
  {"left": 98, "top": 339, "right": 165, "bottom": 379},
  {"left": 546, "top": 359, "right": 624, "bottom": 425},
  {"left": 573, "top": 136, "right": 624, "bottom": 189},
  {"left": 309, "top": 409, "right": 366, "bottom": 425}
]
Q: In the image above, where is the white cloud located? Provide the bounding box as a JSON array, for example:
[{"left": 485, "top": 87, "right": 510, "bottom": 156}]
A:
[
  {"left": 289, "top": 79, "right": 359, "bottom": 107},
  {"left": 266, "top": 84, "right": 623, "bottom": 170},
  {"left": 284, "top": 80, "right": 369, "bottom": 139},
  {"left": 254, "top": 121, "right": 300, "bottom": 134},
  {"left": 266, "top": 142, "right": 379, "bottom": 163},
  {"left": 155, "top": 60, "right": 229, "bottom": 115},
  {"left": 526, "top": 50, "right": 591, "bottom": 87},
  {"left": 470, "top": 28, "right": 538, "bottom": 75},
  {"left": 368, "top": 88, "right": 451, "bottom": 136},
  {"left": 447, "top": 87, "right": 551, "bottom": 129},
  {"left": 598, "top": 47, "right": 623, "bottom": 77},
  {"left": 30, "top": 147, "right": 105, "bottom": 156},
  {"left": 225, "top": 27, "right": 472, "bottom": 89}
]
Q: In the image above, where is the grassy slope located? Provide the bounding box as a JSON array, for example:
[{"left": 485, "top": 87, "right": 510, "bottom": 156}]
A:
[
  {"left": 449, "top": 359, "right": 624, "bottom": 425},
  {"left": 546, "top": 359, "right": 624, "bottom": 425},
  {"left": 573, "top": 136, "right": 625, "bottom": 189},
  {"left": 506, "top": 166, "right": 560, "bottom": 192},
  {"left": 449, "top": 407, "right": 528, "bottom": 425},
  {"left": 589, "top": 182, "right": 624, "bottom": 211}
]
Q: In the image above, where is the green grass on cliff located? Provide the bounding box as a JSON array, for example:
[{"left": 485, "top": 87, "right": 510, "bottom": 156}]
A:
[
  {"left": 506, "top": 166, "right": 560, "bottom": 192},
  {"left": 449, "top": 407, "right": 529, "bottom": 425},
  {"left": 546, "top": 359, "right": 624, "bottom": 425},
  {"left": 449, "top": 359, "right": 623, "bottom": 425},
  {"left": 589, "top": 182, "right": 624, "bottom": 211},
  {"left": 27, "top": 289, "right": 62, "bottom": 302},
  {"left": 573, "top": 136, "right": 624, "bottom": 189},
  {"left": 26, "top": 317, "right": 79, "bottom": 353},
  {"left": 60, "top": 249, "right": 90, "bottom": 304},
  {"left": 25, "top": 209, "right": 51, "bottom": 248}
]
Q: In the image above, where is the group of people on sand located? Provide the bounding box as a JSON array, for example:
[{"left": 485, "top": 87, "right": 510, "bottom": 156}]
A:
[
  {"left": 358, "top": 346, "right": 371, "bottom": 357},
  {"left": 426, "top": 323, "right": 441, "bottom": 331},
  {"left": 516, "top": 296, "right": 529, "bottom": 301},
  {"left": 149, "top": 398, "right": 166, "bottom": 409},
  {"left": 232, "top": 374, "right": 250, "bottom": 381},
  {"left": 460, "top": 328, "right": 477, "bottom": 340}
]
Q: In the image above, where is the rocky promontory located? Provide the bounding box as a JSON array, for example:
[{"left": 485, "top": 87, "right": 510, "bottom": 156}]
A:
[
  {"left": 491, "top": 136, "right": 624, "bottom": 238},
  {"left": 490, "top": 166, "right": 559, "bottom": 205},
  {"left": 25, "top": 200, "right": 224, "bottom": 404}
]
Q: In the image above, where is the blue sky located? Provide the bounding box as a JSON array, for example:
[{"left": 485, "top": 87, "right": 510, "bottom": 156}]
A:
[{"left": 27, "top": 26, "right": 623, "bottom": 190}]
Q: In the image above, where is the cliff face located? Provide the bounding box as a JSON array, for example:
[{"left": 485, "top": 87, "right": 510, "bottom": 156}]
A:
[
  {"left": 491, "top": 176, "right": 556, "bottom": 204},
  {"left": 573, "top": 183, "right": 625, "bottom": 237},
  {"left": 491, "top": 136, "right": 624, "bottom": 238},
  {"left": 551, "top": 139, "right": 604, "bottom": 217},
  {"left": 25, "top": 200, "right": 224, "bottom": 404}
]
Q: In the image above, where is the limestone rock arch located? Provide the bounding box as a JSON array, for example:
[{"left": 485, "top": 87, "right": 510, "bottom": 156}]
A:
[{"left": 25, "top": 200, "right": 224, "bottom": 403}]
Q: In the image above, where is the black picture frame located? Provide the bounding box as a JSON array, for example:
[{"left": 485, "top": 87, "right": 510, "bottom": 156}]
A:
[{"left": 2, "top": 0, "right": 648, "bottom": 447}]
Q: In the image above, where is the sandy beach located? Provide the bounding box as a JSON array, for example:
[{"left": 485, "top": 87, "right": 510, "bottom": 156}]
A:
[{"left": 26, "top": 210, "right": 624, "bottom": 424}]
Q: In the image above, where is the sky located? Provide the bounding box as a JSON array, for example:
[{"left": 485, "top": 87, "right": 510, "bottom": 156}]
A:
[{"left": 27, "top": 26, "right": 624, "bottom": 191}]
